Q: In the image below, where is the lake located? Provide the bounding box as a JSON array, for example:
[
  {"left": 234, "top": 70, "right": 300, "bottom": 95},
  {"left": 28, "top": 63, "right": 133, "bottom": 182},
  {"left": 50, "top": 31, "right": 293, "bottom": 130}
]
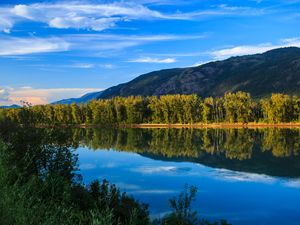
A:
[
  {"left": 2, "top": 127, "right": 300, "bottom": 224},
  {"left": 73, "top": 128, "right": 300, "bottom": 225}
]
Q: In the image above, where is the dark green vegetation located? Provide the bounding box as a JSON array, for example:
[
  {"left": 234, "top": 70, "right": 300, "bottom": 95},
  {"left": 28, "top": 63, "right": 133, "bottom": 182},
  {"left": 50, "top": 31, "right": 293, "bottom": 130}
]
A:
[
  {"left": 3, "top": 92, "right": 300, "bottom": 125},
  {"left": 99, "top": 47, "right": 300, "bottom": 99},
  {"left": 0, "top": 120, "right": 230, "bottom": 225},
  {"left": 0, "top": 123, "right": 150, "bottom": 225}
]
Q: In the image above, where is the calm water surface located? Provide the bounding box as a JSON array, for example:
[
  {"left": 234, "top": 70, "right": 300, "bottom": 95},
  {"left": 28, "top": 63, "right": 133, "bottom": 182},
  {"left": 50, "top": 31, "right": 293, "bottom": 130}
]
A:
[{"left": 74, "top": 128, "right": 300, "bottom": 225}]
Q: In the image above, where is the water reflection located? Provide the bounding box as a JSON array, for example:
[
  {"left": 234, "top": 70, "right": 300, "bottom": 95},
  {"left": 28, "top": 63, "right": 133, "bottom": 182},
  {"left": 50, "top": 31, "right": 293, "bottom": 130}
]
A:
[{"left": 73, "top": 128, "right": 300, "bottom": 178}]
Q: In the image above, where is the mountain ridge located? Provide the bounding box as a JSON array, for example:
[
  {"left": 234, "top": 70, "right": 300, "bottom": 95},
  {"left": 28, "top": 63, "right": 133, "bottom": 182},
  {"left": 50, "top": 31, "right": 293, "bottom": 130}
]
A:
[
  {"left": 0, "top": 104, "right": 21, "bottom": 109},
  {"left": 98, "top": 47, "right": 300, "bottom": 99},
  {"left": 52, "top": 91, "right": 103, "bottom": 104}
]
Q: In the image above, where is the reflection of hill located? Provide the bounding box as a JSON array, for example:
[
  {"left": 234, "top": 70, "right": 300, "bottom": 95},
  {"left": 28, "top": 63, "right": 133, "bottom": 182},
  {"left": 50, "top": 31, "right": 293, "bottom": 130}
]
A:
[
  {"left": 139, "top": 149, "right": 300, "bottom": 178},
  {"left": 76, "top": 128, "right": 300, "bottom": 178},
  {"left": 5, "top": 127, "right": 299, "bottom": 179}
]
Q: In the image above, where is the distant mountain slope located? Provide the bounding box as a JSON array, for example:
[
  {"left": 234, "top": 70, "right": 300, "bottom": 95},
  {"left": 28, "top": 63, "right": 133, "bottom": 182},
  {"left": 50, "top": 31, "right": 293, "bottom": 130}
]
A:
[
  {"left": 99, "top": 47, "right": 300, "bottom": 99},
  {"left": 0, "top": 104, "right": 21, "bottom": 109},
  {"left": 53, "top": 91, "right": 103, "bottom": 104}
]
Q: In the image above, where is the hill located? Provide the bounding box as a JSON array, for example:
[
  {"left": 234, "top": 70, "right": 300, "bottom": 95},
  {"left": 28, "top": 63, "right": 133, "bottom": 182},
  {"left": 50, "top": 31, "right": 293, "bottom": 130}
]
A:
[
  {"left": 0, "top": 104, "right": 21, "bottom": 109},
  {"left": 99, "top": 47, "right": 300, "bottom": 99},
  {"left": 52, "top": 91, "right": 103, "bottom": 104}
]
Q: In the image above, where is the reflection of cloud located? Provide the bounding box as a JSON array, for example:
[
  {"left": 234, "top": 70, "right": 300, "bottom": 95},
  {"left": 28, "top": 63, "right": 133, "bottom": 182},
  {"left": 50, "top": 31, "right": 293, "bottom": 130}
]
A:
[
  {"left": 131, "top": 166, "right": 191, "bottom": 174},
  {"left": 115, "top": 182, "right": 141, "bottom": 190},
  {"left": 132, "top": 166, "right": 176, "bottom": 174},
  {"left": 284, "top": 179, "right": 300, "bottom": 188},
  {"left": 214, "top": 169, "right": 276, "bottom": 184},
  {"left": 101, "top": 162, "right": 117, "bottom": 168},
  {"left": 130, "top": 189, "right": 178, "bottom": 194},
  {"left": 80, "top": 163, "right": 96, "bottom": 170}
]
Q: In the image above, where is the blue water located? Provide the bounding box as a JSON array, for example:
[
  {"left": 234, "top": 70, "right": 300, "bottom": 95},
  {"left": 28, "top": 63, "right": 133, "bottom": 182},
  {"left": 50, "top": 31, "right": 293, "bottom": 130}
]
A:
[{"left": 77, "top": 148, "right": 300, "bottom": 225}]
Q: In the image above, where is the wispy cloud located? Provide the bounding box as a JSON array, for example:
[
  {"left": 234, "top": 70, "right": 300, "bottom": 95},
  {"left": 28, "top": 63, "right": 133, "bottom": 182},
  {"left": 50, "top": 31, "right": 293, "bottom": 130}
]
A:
[
  {"left": 0, "top": 2, "right": 267, "bottom": 33},
  {"left": 164, "top": 4, "right": 267, "bottom": 20},
  {"left": 0, "top": 88, "right": 10, "bottom": 103},
  {"left": 211, "top": 37, "right": 300, "bottom": 59},
  {"left": 99, "top": 64, "right": 115, "bottom": 69},
  {"left": 128, "top": 57, "right": 176, "bottom": 63},
  {"left": 32, "top": 62, "right": 116, "bottom": 70},
  {"left": 0, "top": 36, "right": 69, "bottom": 56},
  {"left": 67, "top": 63, "right": 95, "bottom": 69},
  {"left": 190, "top": 60, "right": 211, "bottom": 67},
  {"left": 0, "top": 33, "right": 204, "bottom": 56},
  {"left": 1, "top": 2, "right": 165, "bottom": 32},
  {"left": 0, "top": 86, "right": 101, "bottom": 106}
]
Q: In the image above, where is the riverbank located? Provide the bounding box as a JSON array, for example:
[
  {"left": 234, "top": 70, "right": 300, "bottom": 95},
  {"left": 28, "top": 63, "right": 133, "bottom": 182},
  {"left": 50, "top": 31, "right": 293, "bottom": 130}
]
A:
[
  {"left": 32, "top": 122, "right": 300, "bottom": 129},
  {"left": 75, "top": 123, "right": 300, "bottom": 129}
]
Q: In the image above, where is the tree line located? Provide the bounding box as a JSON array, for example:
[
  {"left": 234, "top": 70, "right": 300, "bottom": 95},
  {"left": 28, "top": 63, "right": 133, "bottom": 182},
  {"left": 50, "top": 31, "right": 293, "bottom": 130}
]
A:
[{"left": 2, "top": 92, "right": 300, "bottom": 125}]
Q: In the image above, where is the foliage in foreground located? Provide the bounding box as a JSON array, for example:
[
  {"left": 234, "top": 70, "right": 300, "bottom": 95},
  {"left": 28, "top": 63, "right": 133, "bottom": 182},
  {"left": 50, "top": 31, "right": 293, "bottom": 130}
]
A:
[
  {"left": 0, "top": 123, "right": 230, "bottom": 225},
  {"left": 2, "top": 92, "right": 300, "bottom": 126}
]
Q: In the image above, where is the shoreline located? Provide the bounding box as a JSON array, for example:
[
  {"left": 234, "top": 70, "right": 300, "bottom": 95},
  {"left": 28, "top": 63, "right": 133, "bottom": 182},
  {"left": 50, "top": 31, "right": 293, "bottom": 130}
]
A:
[
  {"left": 68, "top": 123, "right": 300, "bottom": 129},
  {"left": 121, "top": 123, "right": 300, "bottom": 129}
]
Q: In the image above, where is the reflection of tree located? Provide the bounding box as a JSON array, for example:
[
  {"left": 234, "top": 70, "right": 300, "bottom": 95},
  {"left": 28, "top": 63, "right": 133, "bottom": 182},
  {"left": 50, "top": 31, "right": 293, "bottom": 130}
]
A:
[
  {"left": 70, "top": 127, "right": 300, "bottom": 160},
  {"left": 261, "top": 129, "right": 300, "bottom": 157},
  {"left": 73, "top": 127, "right": 300, "bottom": 178},
  {"left": 3, "top": 126, "right": 299, "bottom": 177},
  {"left": 202, "top": 129, "right": 226, "bottom": 155},
  {"left": 223, "top": 129, "right": 254, "bottom": 160}
]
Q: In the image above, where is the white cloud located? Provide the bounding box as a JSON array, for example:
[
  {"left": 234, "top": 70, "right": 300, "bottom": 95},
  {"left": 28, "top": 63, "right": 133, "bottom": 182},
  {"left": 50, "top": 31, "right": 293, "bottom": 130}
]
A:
[
  {"left": 99, "top": 64, "right": 115, "bottom": 69},
  {"left": 0, "top": 88, "right": 10, "bottom": 102},
  {"left": 0, "top": 2, "right": 267, "bottom": 33},
  {"left": 64, "top": 34, "right": 205, "bottom": 53},
  {"left": 211, "top": 37, "right": 300, "bottom": 59},
  {"left": 0, "top": 2, "right": 167, "bottom": 32},
  {"left": 0, "top": 34, "right": 203, "bottom": 56},
  {"left": 128, "top": 57, "right": 176, "bottom": 63},
  {"left": 211, "top": 44, "right": 274, "bottom": 59},
  {"left": 67, "top": 63, "right": 95, "bottom": 69},
  {"left": 0, "top": 36, "right": 69, "bottom": 56},
  {"left": 0, "top": 87, "right": 101, "bottom": 106},
  {"left": 190, "top": 60, "right": 211, "bottom": 67}
]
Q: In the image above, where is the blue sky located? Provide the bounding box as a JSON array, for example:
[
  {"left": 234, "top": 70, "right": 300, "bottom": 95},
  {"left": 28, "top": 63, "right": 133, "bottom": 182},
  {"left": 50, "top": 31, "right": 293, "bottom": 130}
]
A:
[{"left": 1, "top": 0, "right": 300, "bottom": 105}]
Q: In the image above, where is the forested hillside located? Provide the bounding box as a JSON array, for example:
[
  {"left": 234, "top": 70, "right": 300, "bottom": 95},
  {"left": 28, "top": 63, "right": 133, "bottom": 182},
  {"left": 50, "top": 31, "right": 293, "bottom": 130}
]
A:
[{"left": 99, "top": 47, "right": 300, "bottom": 99}]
